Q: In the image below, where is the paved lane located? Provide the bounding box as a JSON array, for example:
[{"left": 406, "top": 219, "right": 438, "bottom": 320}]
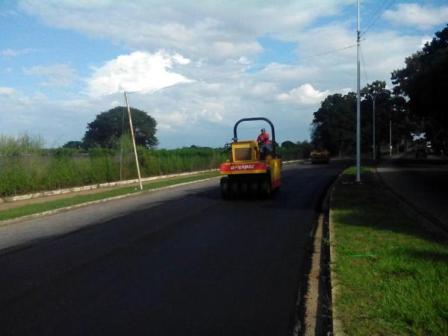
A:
[
  {"left": 0, "top": 162, "right": 345, "bottom": 336},
  {"left": 378, "top": 160, "right": 448, "bottom": 230}
]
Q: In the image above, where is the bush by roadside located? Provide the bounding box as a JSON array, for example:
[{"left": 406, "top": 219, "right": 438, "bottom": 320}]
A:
[
  {"left": 330, "top": 167, "right": 448, "bottom": 335},
  {"left": 0, "top": 135, "right": 226, "bottom": 197}
]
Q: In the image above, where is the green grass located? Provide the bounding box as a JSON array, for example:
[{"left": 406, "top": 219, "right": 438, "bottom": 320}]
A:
[
  {"left": 0, "top": 171, "right": 219, "bottom": 222},
  {"left": 331, "top": 167, "right": 448, "bottom": 336},
  {"left": 0, "top": 141, "right": 227, "bottom": 197}
]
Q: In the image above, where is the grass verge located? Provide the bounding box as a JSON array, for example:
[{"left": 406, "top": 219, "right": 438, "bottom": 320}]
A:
[
  {"left": 0, "top": 171, "right": 219, "bottom": 222},
  {"left": 331, "top": 167, "right": 448, "bottom": 335}
]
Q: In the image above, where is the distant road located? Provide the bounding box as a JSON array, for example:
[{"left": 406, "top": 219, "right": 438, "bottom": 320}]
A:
[
  {"left": 378, "top": 159, "right": 448, "bottom": 231},
  {"left": 0, "top": 162, "right": 346, "bottom": 336}
]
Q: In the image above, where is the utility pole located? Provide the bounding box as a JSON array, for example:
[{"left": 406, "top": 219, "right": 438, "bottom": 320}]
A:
[
  {"left": 124, "top": 92, "right": 143, "bottom": 191},
  {"left": 372, "top": 95, "right": 376, "bottom": 161},
  {"left": 356, "top": 0, "right": 361, "bottom": 182}
]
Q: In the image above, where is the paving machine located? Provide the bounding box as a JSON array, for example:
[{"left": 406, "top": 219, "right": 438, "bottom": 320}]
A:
[{"left": 219, "top": 117, "right": 282, "bottom": 198}]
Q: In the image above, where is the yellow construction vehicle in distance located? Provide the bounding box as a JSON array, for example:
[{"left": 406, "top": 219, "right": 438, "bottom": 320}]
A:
[
  {"left": 310, "top": 149, "right": 330, "bottom": 164},
  {"left": 219, "top": 117, "right": 282, "bottom": 199}
]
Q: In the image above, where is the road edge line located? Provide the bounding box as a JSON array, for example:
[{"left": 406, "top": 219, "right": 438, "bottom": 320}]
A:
[
  {"left": 0, "top": 176, "right": 219, "bottom": 227},
  {"left": 302, "top": 214, "right": 324, "bottom": 335},
  {"left": 1, "top": 160, "right": 302, "bottom": 203}
]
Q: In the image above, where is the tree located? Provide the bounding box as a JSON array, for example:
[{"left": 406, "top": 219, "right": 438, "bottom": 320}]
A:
[
  {"left": 62, "top": 141, "right": 84, "bottom": 149},
  {"left": 83, "top": 106, "right": 158, "bottom": 148},
  {"left": 311, "top": 92, "right": 356, "bottom": 156},
  {"left": 392, "top": 25, "right": 448, "bottom": 152},
  {"left": 281, "top": 140, "right": 296, "bottom": 149},
  {"left": 361, "top": 81, "right": 412, "bottom": 153},
  {"left": 311, "top": 82, "right": 413, "bottom": 157}
]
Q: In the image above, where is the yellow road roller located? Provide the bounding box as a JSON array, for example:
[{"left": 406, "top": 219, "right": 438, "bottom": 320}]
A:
[
  {"left": 310, "top": 149, "right": 330, "bottom": 164},
  {"left": 219, "top": 117, "right": 282, "bottom": 198}
]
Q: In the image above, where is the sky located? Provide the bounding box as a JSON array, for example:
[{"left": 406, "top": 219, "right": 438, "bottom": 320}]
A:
[{"left": 0, "top": 0, "right": 447, "bottom": 148}]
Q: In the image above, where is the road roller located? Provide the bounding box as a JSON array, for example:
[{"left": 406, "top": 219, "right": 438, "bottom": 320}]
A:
[
  {"left": 219, "top": 117, "right": 282, "bottom": 198},
  {"left": 310, "top": 149, "right": 330, "bottom": 164}
]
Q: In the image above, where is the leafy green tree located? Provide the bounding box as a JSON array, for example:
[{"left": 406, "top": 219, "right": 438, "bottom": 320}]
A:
[
  {"left": 62, "top": 141, "right": 84, "bottom": 149},
  {"left": 311, "top": 81, "right": 413, "bottom": 157},
  {"left": 278, "top": 140, "right": 312, "bottom": 159},
  {"left": 281, "top": 140, "right": 296, "bottom": 149},
  {"left": 311, "top": 92, "right": 356, "bottom": 156},
  {"left": 361, "top": 81, "right": 412, "bottom": 154},
  {"left": 392, "top": 25, "right": 448, "bottom": 152},
  {"left": 83, "top": 106, "right": 158, "bottom": 148}
]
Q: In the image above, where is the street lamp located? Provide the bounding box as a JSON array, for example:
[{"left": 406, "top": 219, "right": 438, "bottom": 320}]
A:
[
  {"left": 369, "top": 94, "right": 376, "bottom": 161},
  {"left": 355, "top": 0, "right": 361, "bottom": 182},
  {"left": 389, "top": 118, "right": 392, "bottom": 158}
]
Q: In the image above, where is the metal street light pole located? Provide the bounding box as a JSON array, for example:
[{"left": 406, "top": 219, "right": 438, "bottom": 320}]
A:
[
  {"left": 389, "top": 119, "right": 392, "bottom": 158},
  {"left": 124, "top": 91, "right": 143, "bottom": 191},
  {"left": 356, "top": 0, "right": 361, "bottom": 182},
  {"left": 372, "top": 95, "right": 376, "bottom": 161}
]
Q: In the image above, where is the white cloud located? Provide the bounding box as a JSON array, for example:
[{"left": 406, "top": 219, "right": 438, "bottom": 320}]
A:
[
  {"left": 24, "top": 64, "right": 77, "bottom": 86},
  {"left": 383, "top": 3, "right": 448, "bottom": 30},
  {"left": 278, "top": 83, "right": 330, "bottom": 105},
  {"left": 7, "top": 1, "right": 437, "bottom": 148},
  {"left": 0, "top": 87, "right": 17, "bottom": 96},
  {"left": 87, "top": 51, "right": 194, "bottom": 97},
  {"left": 18, "top": 0, "right": 353, "bottom": 60},
  {"left": 0, "top": 48, "right": 34, "bottom": 57},
  {"left": 419, "top": 35, "right": 432, "bottom": 49},
  {"left": 294, "top": 23, "right": 426, "bottom": 89}
]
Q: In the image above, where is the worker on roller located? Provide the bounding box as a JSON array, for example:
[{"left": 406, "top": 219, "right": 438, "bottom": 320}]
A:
[{"left": 257, "top": 128, "right": 272, "bottom": 159}]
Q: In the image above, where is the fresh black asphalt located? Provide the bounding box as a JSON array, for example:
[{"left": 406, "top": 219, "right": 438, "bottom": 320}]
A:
[{"left": 0, "top": 162, "right": 346, "bottom": 336}]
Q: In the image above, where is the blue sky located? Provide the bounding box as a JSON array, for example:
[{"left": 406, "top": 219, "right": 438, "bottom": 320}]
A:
[{"left": 1, "top": 0, "right": 447, "bottom": 148}]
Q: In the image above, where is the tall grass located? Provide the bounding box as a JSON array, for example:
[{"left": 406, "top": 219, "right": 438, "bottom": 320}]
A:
[
  {"left": 0, "top": 135, "right": 227, "bottom": 197},
  {"left": 0, "top": 135, "right": 310, "bottom": 197}
]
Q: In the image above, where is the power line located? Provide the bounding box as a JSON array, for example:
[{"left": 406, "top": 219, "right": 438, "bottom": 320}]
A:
[
  {"left": 361, "top": 0, "right": 396, "bottom": 37},
  {"left": 360, "top": 44, "right": 369, "bottom": 87},
  {"left": 300, "top": 43, "right": 358, "bottom": 61},
  {"left": 362, "top": 0, "right": 390, "bottom": 29}
]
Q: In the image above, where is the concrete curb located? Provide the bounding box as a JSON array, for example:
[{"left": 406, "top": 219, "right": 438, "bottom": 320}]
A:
[
  {"left": 2, "top": 169, "right": 219, "bottom": 203},
  {"left": 329, "top": 175, "right": 345, "bottom": 336},
  {"left": 303, "top": 214, "right": 324, "bottom": 336},
  {"left": 0, "top": 176, "right": 220, "bottom": 227},
  {"left": 0, "top": 160, "right": 303, "bottom": 226},
  {"left": 1, "top": 160, "right": 302, "bottom": 203}
]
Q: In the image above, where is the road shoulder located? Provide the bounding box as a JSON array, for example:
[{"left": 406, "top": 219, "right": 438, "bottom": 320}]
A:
[{"left": 329, "top": 167, "right": 448, "bottom": 335}]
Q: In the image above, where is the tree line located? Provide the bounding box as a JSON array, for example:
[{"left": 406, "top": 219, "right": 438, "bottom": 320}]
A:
[
  {"left": 311, "top": 25, "right": 448, "bottom": 156},
  {"left": 64, "top": 106, "right": 310, "bottom": 159}
]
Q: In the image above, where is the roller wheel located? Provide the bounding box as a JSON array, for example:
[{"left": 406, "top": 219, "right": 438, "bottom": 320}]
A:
[
  {"left": 240, "top": 181, "right": 248, "bottom": 196},
  {"left": 247, "top": 180, "right": 257, "bottom": 198},
  {"left": 230, "top": 179, "right": 239, "bottom": 198},
  {"left": 220, "top": 177, "right": 230, "bottom": 199},
  {"left": 259, "top": 176, "right": 272, "bottom": 198}
]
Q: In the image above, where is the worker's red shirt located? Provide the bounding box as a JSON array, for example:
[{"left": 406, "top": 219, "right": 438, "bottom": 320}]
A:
[{"left": 257, "top": 132, "right": 271, "bottom": 144}]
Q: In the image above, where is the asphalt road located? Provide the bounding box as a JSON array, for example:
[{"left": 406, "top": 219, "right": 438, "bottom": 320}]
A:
[
  {"left": 0, "top": 162, "right": 345, "bottom": 336},
  {"left": 378, "top": 159, "right": 448, "bottom": 231}
]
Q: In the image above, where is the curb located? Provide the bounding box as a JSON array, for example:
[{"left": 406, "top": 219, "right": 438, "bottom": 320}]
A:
[
  {"left": 329, "top": 175, "right": 345, "bottom": 336},
  {"left": 0, "top": 176, "right": 219, "bottom": 227},
  {"left": 0, "top": 159, "right": 303, "bottom": 226},
  {"left": 302, "top": 213, "right": 324, "bottom": 336},
  {"left": 1, "top": 160, "right": 303, "bottom": 203},
  {"left": 1, "top": 169, "right": 219, "bottom": 203}
]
